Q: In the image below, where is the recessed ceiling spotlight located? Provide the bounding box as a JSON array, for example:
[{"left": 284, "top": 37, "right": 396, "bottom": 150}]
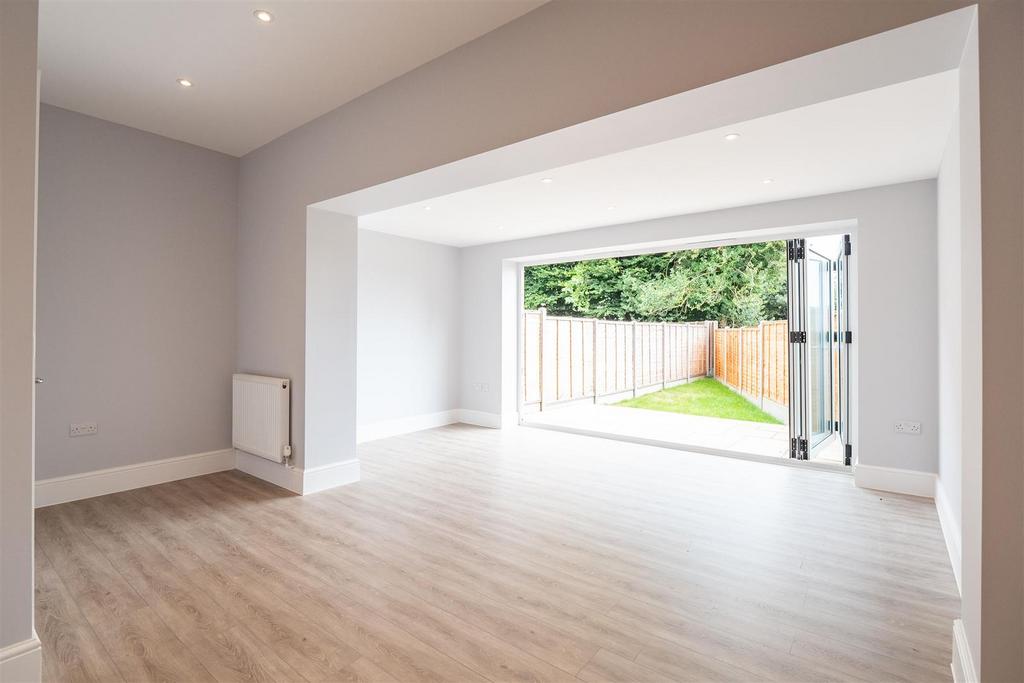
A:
[
  {"left": 176, "top": 78, "right": 193, "bottom": 88},
  {"left": 607, "top": 205, "right": 616, "bottom": 210},
  {"left": 540, "top": 177, "right": 554, "bottom": 184},
  {"left": 762, "top": 178, "right": 774, "bottom": 184},
  {"left": 424, "top": 205, "right": 432, "bottom": 211},
  {"left": 724, "top": 133, "right": 741, "bottom": 141},
  {"left": 497, "top": 226, "right": 505, "bottom": 231},
  {"left": 253, "top": 9, "right": 273, "bottom": 22}
]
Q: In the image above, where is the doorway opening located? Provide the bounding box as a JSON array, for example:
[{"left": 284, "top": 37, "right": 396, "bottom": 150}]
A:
[{"left": 519, "top": 233, "right": 852, "bottom": 468}]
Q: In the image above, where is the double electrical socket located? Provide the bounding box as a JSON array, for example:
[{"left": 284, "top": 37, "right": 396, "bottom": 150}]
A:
[
  {"left": 69, "top": 422, "right": 98, "bottom": 437},
  {"left": 894, "top": 421, "right": 921, "bottom": 435}
]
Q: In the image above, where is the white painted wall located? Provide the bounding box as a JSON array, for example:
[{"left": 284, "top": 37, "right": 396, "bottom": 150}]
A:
[
  {"left": 936, "top": 107, "right": 964, "bottom": 590},
  {"left": 461, "top": 181, "right": 939, "bottom": 474},
  {"left": 35, "top": 105, "right": 238, "bottom": 480},
  {"left": 0, "top": 0, "right": 41, "bottom": 674},
  {"left": 951, "top": 17, "right": 984, "bottom": 678},
  {"left": 357, "top": 230, "right": 460, "bottom": 438},
  {"left": 302, "top": 208, "right": 358, "bottom": 470}
]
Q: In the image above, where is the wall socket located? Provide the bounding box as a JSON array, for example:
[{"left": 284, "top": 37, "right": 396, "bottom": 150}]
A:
[
  {"left": 894, "top": 421, "right": 921, "bottom": 435},
  {"left": 69, "top": 422, "right": 98, "bottom": 437},
  {"left": 472, "top": 382, "right": 490, "bottom": 393}
]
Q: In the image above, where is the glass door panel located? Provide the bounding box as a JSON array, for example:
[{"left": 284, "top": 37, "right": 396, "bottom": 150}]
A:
[
  {"left": 837, "top": 236, "right": 851, "bottom": 465},
  {"left": 786, "top": 239, "right": 807, "bottom": 459},
  {"left": 806, "top": 250, "right": 833, "bottom": 448}
]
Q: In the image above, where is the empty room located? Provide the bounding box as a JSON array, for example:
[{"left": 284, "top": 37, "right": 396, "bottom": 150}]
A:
[{"left": 1, "top": 2, "right": 1022, "bottom": 683}]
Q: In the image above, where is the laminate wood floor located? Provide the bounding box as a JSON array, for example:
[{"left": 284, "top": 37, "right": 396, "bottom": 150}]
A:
[{"left": 35, "top": 425, "right": 959, "bottom": 682}]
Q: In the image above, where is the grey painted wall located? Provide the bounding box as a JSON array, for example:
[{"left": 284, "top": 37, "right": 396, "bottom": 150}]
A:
[
  {"left": 36, "top": 105, "right": 238, "bottom": 480},
  {"left": 460, "top": 181, "right": 940, "bottom": 474},
  {"left": 357, "top": 230, "right": 460, "bottom": 428},
  {"left": 0, "top": 0, "right": 40, "bottom": 656}
]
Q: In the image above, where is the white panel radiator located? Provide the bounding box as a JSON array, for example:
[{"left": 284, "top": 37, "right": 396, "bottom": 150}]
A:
[{"left": 232, "top": 373, "right": 291, "bottom": 463}]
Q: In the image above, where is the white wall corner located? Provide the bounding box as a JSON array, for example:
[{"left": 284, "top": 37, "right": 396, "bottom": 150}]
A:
[
  {"left": 934, "top": 477, "right": 962, "bottom": 594},
  {"left": 853, "top": 464, "right": 936, "bottom": 498},
  {"left": 234, "top": 449, "right": 359, "bottom": 495},
  {"left": 35, "top": 448, "right": 235, "bottom": 507},
  {"left": 951, "top": 618, "right": 977, "bottom": 683},
  {"left": 456, "top": 409, "right": 504, "bottom": 429},
  {"left": 300, "top": 459, "right": 360, "bottom": 495},
  {"left": 304, "top": 207, "right": 359, "bottom": 471},
  {"left": 234, "top": 448, "right": 304, "bottom": 493},
  {"left": 356, "top": 410, "right": 459, "bottom": 444},
  {"left": 0, "top": 632, "right": 42, "bottom": 683}
]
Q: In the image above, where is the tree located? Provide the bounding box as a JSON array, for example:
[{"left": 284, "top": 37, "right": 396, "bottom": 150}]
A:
[{"left": 523, "top": 241, "right": 787, "bottom": 327}]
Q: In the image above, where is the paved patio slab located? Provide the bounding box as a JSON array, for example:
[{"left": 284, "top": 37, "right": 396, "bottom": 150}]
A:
[{"left": 523, "top": 403, "right": 843, "bottom": 464}]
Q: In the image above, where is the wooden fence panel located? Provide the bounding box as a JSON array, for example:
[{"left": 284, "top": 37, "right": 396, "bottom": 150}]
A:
[
  {"left": 714, "top": 328, "right": 725, "bottom": 378},
  {"left": 762, "top": 320, "right": 788, "bottom": 405},
  {"left": 522, "top": 310, "right": 715, "bottom": 409},
  {"left": 726, "top": 330, "right": 740, "bottom": 388},
  {"left": 522, "top": 311, "right": 542, "bottom": 404},
  {"left": 712, "top": 320, "right": 789, "bottom": 409}
]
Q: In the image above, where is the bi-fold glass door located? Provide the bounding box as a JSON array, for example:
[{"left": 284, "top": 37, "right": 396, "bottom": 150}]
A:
[{"left": 787, "top": 236, "right": 851, "bottom": 464}]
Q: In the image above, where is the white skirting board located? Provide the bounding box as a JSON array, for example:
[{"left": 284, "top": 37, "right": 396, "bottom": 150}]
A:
[
  {"left": 234, "top": 449, "right": 360, "bottom": 495},
  {"left": 935, "top": 477, "right": 962, "bottom": 594},
  {"left": 853, "top": 463, "right": 936, "bottom": 498},
  {"left": 356, "top": 409, "right": 505, "bottom": 444},
  {"left": 0, "top": 632, "right": 42, "bottom": 683},
  {"left": 356, "top": 410, "right": 459, "bottom": 443},
  {"left": 455, "top": 409, "right": 503, "bottom": 428},
  {"left": 35, "top": 448, "right": 235, "bottom": 507},
  {"left": 33, "top": 410, "right": 503, "bottom": 507},
  {"left": 302, "top": 460, "right": 361, "bottom": 494},
  {"left": 951, "top": 618, "right": 977, "bottom": 683}
]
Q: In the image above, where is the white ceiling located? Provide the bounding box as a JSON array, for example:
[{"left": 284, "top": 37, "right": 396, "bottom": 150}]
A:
[
  {"left": 360, "top": 70, "right": 958, "bottom": 247},
  {"left": 38, "top": 1, "right": 544, "bottom": 156}
]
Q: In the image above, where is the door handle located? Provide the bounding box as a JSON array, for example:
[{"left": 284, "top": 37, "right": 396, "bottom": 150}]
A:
[{"left": 34, "top": 377, "right": 43, "bottom": 384}]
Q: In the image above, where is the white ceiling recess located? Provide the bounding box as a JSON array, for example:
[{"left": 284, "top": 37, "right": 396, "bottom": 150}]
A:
[
  {"left": 359, "top": 70, "right": 958, "bottom": 247},
  {"left": 39, "top": 1, "right": 545, "bottom": 156}
]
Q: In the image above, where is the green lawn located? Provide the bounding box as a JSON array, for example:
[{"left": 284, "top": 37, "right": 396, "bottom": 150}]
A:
[{"left": 616, "top": 377, "right": 783, "bottom": 424}]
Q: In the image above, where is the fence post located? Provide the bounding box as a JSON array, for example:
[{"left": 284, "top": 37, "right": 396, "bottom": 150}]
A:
[
  {"left": 741, "top": 327, "right": 749, "bottom": 393},
  {"left": 568, "top": 318, "right": 574, "bottom": 400},
  {"left": 592, "top": 320, "right": 599, "bottom": 404},
  {"left": 708, "top": 321, "right": 716, "bottom": 377},
  {"left": 685, "top": 325, "right": 691, "bottom": 383},
  {"left": 721, "top": 328, "right": 727, "bottom": 386},
  {"left": 631, "top": 320, "right": 638, "bottom": 397},
  {"left": 538, "top": 306, "right": 546, "bottom": 411},
  {"left": 661, "top": 322, "right": 667, "bottom": 388},
  {"left": 758, "top": 321, "right": 766, "bottom": 409}
]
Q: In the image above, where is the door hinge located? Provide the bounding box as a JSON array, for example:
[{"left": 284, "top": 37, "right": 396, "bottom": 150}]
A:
[
  {"left": 844, "top": 443, "right": 853, "bottom": 466},
  {"left": 789, "top": 331, "right": 806, "bottom": 343},
  {"left": 790, "top": 437, "right": 809, "bottom": 459},
  {"left": 788, "top": 239, "right": 805, "bottom": 261},
  {"left": 843, "top": 234, "right": 852, "bottom": 256}
]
